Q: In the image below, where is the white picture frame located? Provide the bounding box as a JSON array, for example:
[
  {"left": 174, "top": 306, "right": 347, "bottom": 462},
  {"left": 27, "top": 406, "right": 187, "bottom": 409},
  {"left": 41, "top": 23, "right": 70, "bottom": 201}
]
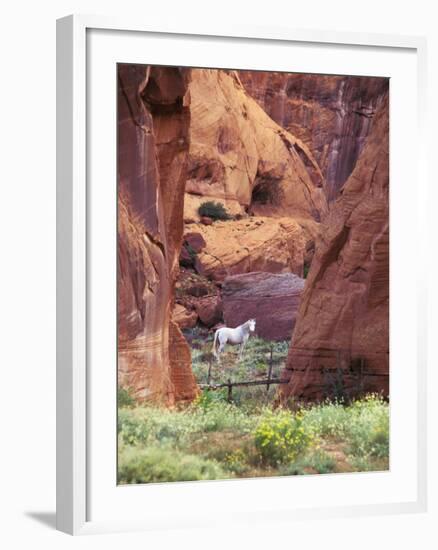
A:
[{"left": 56, "top": 14, "right": 428, "bottom": 536}]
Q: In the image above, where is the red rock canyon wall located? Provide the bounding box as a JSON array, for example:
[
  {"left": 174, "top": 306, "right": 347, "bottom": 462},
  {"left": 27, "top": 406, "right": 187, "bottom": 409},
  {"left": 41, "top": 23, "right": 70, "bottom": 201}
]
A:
[
  {"left": 239, "top": 72, "right": 388, "bottom": 202},
  {"left": 117, "top": 64, "right": 390, "bottom": 404},
  {"left": 279, "top": 94, "right": 389, "bottom": 401},
  {"left": 117, "top": 65, "right": 198, "bottom": 404},
  {"left": 184, "top": 70, "right": 327, "bottom": 226}
]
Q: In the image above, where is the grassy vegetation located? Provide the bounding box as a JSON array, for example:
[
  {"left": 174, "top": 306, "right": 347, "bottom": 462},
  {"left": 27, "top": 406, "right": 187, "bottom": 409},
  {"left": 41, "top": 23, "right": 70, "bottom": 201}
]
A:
[
  {"left": 186, "top": 329, "right": 289, "bottom": 407},
  {"left": 117, "top": 386, "right": 136, "bottom": 408},
  {"left": 301, "top": 396, "right": 390, "bottom": 459},
  {"left": 118, "top": 445, "right": 228, "bottom": 484},
  {"left": 118, "top": 333, "right": 389, "bottom": 484},
  {"left": 118, "top": 392, "right": 389, "bottom": 484}
]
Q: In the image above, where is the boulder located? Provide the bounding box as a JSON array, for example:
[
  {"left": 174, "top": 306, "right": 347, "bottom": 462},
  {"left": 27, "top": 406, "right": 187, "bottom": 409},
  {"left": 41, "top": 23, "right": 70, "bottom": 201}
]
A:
[
  {"left": 278, "top": 95, "right": 389, "bottom": 402},
  {"left": 200, "top": 216, "right": 213, "bottom": 226},
  {"left": 195, "top": 296, "right": 223, "bottom": 327},
  {"left": 187, "top": 216, "right": 308, "bottom": 282},
  {"left": 172, "top": 304, "right": 198, "bottom": 330},
  {"left": 174, "top": 269, "right": 220, "bottom": 312},
  {"left": 222, "top": 272, "right": 305, "bottom": 341},
  {"left": 184, "top": 232, "right": 206, "bottom": 253}
]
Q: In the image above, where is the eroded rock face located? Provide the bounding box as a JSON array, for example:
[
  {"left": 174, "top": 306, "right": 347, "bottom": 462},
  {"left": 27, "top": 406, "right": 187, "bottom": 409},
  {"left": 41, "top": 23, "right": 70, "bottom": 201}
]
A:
[
  {"left": 222, "top": 272, "right": 305, "bottom": 341},
  {"left": 186, "top": 217, "right": 308, "bottom": 282},
  {"left": 117, "top": 64, "right": 198, "bottom": 404},
  {"left": 184, "top": 69, "right": 326, "bottom": 223},
  {"left": 239, "top": 71, "right": 389, "bottom": 202},
  {"left": 172, "top": 304, "right": 198, "bottom": 330},
  {"left": 278, "top": 95, "right": 389, "bottom": 402}
]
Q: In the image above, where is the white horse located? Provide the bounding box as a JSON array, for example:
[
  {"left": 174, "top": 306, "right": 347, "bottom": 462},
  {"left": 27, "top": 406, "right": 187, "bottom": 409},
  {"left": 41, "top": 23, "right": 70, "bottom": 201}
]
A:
[{"left": 212, "top": 319, "right": 256, "bottom": 362}]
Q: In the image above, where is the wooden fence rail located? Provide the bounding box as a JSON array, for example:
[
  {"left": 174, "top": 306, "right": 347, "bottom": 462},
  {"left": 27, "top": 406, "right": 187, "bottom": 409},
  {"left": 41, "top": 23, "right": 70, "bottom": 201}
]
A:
[
  {"left": 199, "top": 378, "right": 289, "bottom": 402},
  {"left": 198, "top": 346, "right": 389, "bottom": 403}
]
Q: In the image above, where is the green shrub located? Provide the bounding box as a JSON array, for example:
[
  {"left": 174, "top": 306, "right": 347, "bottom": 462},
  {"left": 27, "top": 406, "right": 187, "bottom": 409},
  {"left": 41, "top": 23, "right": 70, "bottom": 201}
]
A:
[
  {"left": 192, "top": 401, "right": 256, "bottom": 433},
  {"left": 348, "top": 456, "right": 375, "bottom": 472},
  {"left": 301, "top": 394, "right": 389, "bottom": 460},
  {"left": 118, "top": 407, "right": 196, "bottom": 447},
  {"left": 279, "top": 449, "right": 336, "bottom": 476},
  {"left": 195, "top": 388, "right": 228, "bottom": 410},
  {"left": 279, "top": 462, "right": 307, "bottom": 476},
  {"left": 223, "top": 449, "right": 251, "bottom": 475},
  {"left": 118, "top": 386, "right": 136, "bottom": 408},
  {"left": 118, "top": 445, "right": 227, "bottom": 484},
  {"left": 198, "top": 201, "right": 232, "bottom": 221},
  {"left": 345, "top": 395, "right": 389, "bottom": 458},
  {"left": 253, "top": 409, "right": 313, "bottom": 466},
  {"left": 118, "top": 400, "right": 257, "bottom": 448},
  {"left": 304, "top": 449, "right": 337, "bottom": 474},
  {"left": 301, "top": 399, "right": 350, "bottom": 439}
]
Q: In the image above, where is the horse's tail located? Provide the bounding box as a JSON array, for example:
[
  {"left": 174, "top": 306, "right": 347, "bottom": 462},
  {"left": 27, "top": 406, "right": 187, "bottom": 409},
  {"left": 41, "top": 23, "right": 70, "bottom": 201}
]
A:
[{"left": 212, "top": 330, "right": 219, "bottom": 358}]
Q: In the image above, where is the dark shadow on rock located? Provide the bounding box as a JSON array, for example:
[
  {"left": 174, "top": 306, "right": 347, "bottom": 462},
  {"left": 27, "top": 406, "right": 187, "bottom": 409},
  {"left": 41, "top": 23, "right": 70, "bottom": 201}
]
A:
[{"left": 25, "top": 511, "right": 56, "bottom": 530}]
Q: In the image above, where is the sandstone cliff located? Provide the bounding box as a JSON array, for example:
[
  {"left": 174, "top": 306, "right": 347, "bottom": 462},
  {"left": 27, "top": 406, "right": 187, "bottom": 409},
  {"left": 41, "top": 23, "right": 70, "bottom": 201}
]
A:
[
  {"left": 278, "top": 94, "right": 389, "bottom": 401},
  {"left": 184, "top": 69, "right": 326, "bottom": 224},
  {"left": 117, "top": 64, "right": 390, "bottom": 404},
  {"left": 118, "top": 65, "right": 198, "bottom": 404},
  {"left": 239, "top": 72, "right": 388, "bottom": 202}
]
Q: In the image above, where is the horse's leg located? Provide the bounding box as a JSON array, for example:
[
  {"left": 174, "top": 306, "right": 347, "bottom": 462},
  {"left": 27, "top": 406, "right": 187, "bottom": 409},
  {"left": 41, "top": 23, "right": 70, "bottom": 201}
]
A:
[
  {"left": 212, "top": 330, "right": 219, "bottom": 359},
  {"left": 217, "top": 344, "right": 225, "bottom": 364},
  {"left": 238, "top": 338, "right": 247, "bottom": 360},
  {"left": 217, "top": 336, "right": 226, "bottom": 363},
  {"left": 238, "top": 343, "right": 244, "bottom": 360},
  {"left": 240, "top": 335, "right": 250, "bottom": 360}
]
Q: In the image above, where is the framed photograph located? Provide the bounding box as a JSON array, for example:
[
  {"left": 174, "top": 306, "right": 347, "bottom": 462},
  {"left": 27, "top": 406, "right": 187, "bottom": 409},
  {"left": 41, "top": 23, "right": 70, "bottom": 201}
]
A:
[{"left": 56, "top": 15, "right": 427, "bottom": 535}]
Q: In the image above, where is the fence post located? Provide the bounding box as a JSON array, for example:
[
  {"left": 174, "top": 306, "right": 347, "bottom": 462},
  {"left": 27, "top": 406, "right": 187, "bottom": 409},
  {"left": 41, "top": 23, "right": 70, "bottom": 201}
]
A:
[
  {"left": 267, "top": 345, "right": 274, "bottom": 392},
  {"left": 207, "top": 359, "right": 212, "bottom": 385},
  {"left": 227, "top": 378, "right": 232, "bottom": 403}
]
